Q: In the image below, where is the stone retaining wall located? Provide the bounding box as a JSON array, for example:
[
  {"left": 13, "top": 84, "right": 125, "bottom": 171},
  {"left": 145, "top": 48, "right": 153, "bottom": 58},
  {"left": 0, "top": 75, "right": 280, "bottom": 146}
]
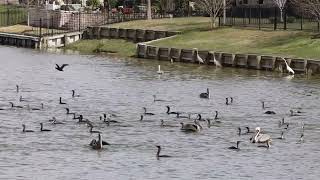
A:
[
  {"left": 136, "top": 43, "right": 320, "bottom": 74},
  {"left": 84, "top": 26, "right": 180, "bottom": 42}
]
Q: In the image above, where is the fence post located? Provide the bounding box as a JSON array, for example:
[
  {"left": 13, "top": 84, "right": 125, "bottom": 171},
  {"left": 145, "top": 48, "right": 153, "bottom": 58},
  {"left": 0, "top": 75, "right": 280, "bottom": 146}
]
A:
[
  {"left": 78, "top": 12, "right": 81, "bottom": 32},
  {"left": 318, "top": 21, "right": 320, "bottom": 32},
  {"left": 6, "top": 7, "right": 9, "bottom": 25},
  {"left": 249, "top": 7, "right": 251, "bottom": 24},
  {"left": 283, "top": 8, "right": 287, "bottom": 30},
  {"left": 300, "top": 12, "right": 303, "bottom": 30},
  {"left": 274, "top": 7, "right": 277, "bottom": 30},
  {"left": 51, "top": 16, "right": 54, "bottom": 36},
  {"left": 39, "top": 18, "right": 42, "bottom": 38},
  {"left": 259, "top": 5, "right": 261, "bottom": 30}
]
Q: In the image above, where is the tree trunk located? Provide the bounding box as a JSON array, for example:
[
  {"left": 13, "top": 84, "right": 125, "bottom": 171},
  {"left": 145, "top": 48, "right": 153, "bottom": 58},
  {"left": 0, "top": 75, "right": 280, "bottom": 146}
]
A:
[
  {"left": 147, "top": 0, "right": 152, "bottom": 20},
  {"left": 280, "top": 8, "right": 283, "bottom": 22}
]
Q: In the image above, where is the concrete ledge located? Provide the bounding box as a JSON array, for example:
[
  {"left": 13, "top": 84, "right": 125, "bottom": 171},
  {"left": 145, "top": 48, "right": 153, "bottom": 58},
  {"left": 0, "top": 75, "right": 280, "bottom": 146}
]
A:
[{"left": 136, "top": 43, "right": 320, "bottom": 74}]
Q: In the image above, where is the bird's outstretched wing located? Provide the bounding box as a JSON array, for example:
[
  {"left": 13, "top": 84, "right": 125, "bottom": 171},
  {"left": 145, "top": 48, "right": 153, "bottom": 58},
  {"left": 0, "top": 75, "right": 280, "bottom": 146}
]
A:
[{"left": 60, "top": 64, "right": 69, "bottom": 69}]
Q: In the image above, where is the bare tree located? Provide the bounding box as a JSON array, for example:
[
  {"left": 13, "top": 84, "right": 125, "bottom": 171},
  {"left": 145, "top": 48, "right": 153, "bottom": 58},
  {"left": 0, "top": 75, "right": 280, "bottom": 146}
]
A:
[
  {"left": 291, "top": 0, "right": 320, "bottom": 23},
  {"left": 273, "top": 0, "right": 287, "bottom": 22},
  {"left": 195, "top": 0, "right": 230, "bottom": 29}
]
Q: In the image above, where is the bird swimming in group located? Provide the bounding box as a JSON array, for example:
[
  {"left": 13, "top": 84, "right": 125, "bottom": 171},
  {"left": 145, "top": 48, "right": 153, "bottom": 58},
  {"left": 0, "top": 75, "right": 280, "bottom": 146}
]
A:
[
  {"left": 245, "top": 127, "right": 254, "bottom": 134},
  {"left": 180, "top": 122, "right": 201, "bottom": 132},
  {"left": 160, "top": 120, "right": 178, "bottom": 128},
  {"left": 251, "top": 127, "right": 271, "bottom": 144},
  {"left": 66, "top": 108, "right": 75, "bottom": 116},
  {"left": 156, "top": 145, "right": 171, "bottom": 159},
  {"left": 238, "top": 127, "right": 242, "bottom": 136},
  {"left": 281, "top": 57, "right": 295, "bottom": 75},
  {"left": 52, "top": 118, "right": 65, "bottom": 125},
  {"left": 153, "top": 95, "right": 165, "bottom": 102},
  {"left": 19, "top": 96, "right": 26, "bottom": 102},
  {"left": 279, "top": 118, "right": 289, "bottom": 127},
  {"left": 166, "top": 106, "right": 178, "bottom": 115},
  {"left": 59, "top": 97, "right": 66, "bottom": 105},
  {"left": 290, "top": 110, "right": 301, "bottom": 116},
  {"left": 264, "top": 110, "right": 276, "bottom": 115},
  {"left": 55, "top": 64, "right": 69, "bottom": 71},
  {"left": 199, "top": 88, "right": 210, "bottom": 99},
  {"left": 176, "top": 112, "right": 190, "bottom": 119},
  {"left": 9, "top": 102, "right": 23, "bottom": 109},
  {"left": 40, "top": 123, "right": 51, "bottom": 132},
  {"left": 276, "top": 131, "right": 285, "bottom": 140},
  {"left": 228, "top": 141, "right": 241, "bottom": 150},
  {"left": 90, "top": 133, "right": 103, "bottom": 150},
  {"left": 72, "top": 90, "right": 80, "bottom": 98},
  {"left": 143, "top": 107, "right": 155, "bottom": 115},
  {"left": 22, "top": 124, "right": 34, "bottom": 132},
  {"left": 16, "top": 85, "right": 19, "bottom": 93},
  {"left": 89, "top": 126, "right": 101, "bottom": 134},
  {"left": 226, "top": 98, "right": 230, "bottom": 105},
  {"left": 157, "top": 65, "right": 164, "bottom": 74}
]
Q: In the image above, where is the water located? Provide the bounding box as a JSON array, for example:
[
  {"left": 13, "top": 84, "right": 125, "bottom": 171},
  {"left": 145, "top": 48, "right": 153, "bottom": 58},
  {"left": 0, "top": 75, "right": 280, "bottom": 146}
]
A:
[{"left": 0, "top": 46, "right": 320, "bottom": 180}]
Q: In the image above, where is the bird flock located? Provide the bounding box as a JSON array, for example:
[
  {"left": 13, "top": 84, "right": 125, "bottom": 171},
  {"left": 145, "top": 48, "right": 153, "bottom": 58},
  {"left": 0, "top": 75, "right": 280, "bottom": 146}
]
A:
[{"left": 3, "top": 61, "right": 304, "bottom": 160}]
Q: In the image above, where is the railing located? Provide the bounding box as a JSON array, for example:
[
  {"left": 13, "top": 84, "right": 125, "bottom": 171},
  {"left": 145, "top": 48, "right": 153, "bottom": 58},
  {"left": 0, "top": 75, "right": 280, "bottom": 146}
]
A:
[
  {"left": 223, "top": 6, "right": 320, "bottom": 32},
  {"left": 0, "top": 9, "right": 171, "bottom": 37}
]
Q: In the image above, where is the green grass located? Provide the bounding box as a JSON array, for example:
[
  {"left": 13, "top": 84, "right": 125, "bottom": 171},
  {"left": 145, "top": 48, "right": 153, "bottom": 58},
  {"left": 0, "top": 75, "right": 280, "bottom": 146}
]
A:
[
  {"left": 107, "top": 17, "right": 213, "bottom": 33},
  {"left": 67, "top": 17, "right": 320, "bottom": 59},
  {"left": 150, "top": 27, "right": 320, "bottom": 59},
  {"left": 65, "top": 39, "right": 136, "bottom": 57}
]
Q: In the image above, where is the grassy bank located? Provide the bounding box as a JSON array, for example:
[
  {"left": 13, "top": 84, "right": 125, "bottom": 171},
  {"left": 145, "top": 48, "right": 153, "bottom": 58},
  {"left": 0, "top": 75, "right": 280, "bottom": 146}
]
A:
[
  {"left": 64, "top": 39, "right": 136, "bottom": 57},
  {"left": 67, "top": 17, "right": 320, "bottom": 59}
]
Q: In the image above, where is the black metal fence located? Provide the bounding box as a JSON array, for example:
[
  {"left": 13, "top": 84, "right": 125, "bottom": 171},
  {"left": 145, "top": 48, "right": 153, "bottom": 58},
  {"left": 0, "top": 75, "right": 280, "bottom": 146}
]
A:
[
  {"left": 0, "top": 6, "right": 27, "bottom": 27},
  {"left": 224, "top": 6, "right": 320, "bottom": 32},
  {"left": 0, "top": 8, "right": 171, "bottom": 37}
]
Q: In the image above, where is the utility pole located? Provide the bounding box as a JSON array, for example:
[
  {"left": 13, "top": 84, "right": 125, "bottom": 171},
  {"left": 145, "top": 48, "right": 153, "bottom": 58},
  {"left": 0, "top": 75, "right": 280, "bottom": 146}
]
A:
[{"left": 223, "top": 0, "right": 226, "bottom": 25}]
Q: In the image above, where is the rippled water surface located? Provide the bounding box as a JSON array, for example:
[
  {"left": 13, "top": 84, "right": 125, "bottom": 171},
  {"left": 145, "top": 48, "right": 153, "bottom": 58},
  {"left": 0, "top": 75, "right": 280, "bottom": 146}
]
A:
[{"left": 1, "top": 46, "right": 320, "bottom": 180}]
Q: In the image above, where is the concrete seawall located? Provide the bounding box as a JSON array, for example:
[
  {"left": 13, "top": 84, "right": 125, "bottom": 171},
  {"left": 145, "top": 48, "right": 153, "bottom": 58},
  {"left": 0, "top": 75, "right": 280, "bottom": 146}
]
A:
[
  {"left": 84, "top": 26, "right": 179, "bottom": 42},
  {"left": 136, "top": 43, "right": 320, "bottom": 74},
  {"left": 0, "top": 32, "right": 82, "bottom": 49}
]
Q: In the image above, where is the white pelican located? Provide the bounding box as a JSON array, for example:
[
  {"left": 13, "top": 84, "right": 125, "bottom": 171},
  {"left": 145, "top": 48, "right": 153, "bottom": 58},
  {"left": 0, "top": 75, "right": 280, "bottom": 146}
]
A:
[
  {"left": 194, "top": 48, "right": 204, "bottom": 64},
  {"left": 157, "top": 65, "right": 164, "bottom": 74},
  {"left": 281, "top": 57, "right": 295, "bottom": 75},
  {"left": 251, "top": 127, "right": 271, "bottom": 143}
]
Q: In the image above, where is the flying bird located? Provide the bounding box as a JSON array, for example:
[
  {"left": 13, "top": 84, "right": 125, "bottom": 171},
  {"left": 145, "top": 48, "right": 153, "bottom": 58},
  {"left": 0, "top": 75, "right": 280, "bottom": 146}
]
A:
[{"left": 55, "top": 64, "right": 69, "bottom": 71}]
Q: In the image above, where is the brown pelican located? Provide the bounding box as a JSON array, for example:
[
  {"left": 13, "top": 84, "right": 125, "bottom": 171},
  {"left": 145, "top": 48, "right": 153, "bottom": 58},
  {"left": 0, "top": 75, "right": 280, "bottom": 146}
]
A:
[
  {"left": 90, "top": 133, "right": 103, "bottom": 150},
  {"left": 22, "top": 124, "right": 34, "bottom": 132},
  {"left": 156, "top": 145, "right": 171, "bottom": 159},
  {"left": 200, "top": 88, "right": 210, "bottom": 99},
  {"left": 228, "top": 141, "right": 241, "bottom": 150},
  {"left": 180, "top": 122, "right": 201, "bottom": 132},
  {"left": 251, "top": 127, "right": 271, "bottom": 143}
]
